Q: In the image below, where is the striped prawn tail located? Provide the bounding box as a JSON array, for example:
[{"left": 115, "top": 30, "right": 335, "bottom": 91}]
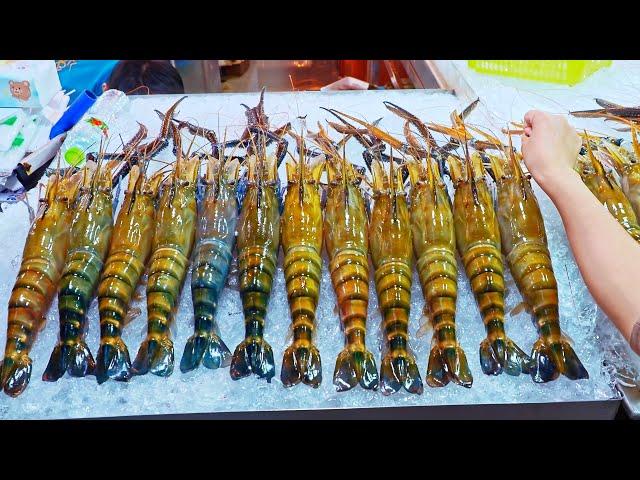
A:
[
  {"left": 280, "top": 246, "right": 323, "bottom": 388},
  {"left": 1, "top": 352, "right": 32, "bottom": 397},
  {"left": 43, "top": 248, "right": 101, "bottom": 382},
  {"left": 376, "top": 260, "right": 423, "bottom": 395},
  {"left": 463, "top": 243, "right": 530, "bottom": 376},
  {"left": 230, "top": 246, "right": 276, "bottom": 382},
  {"left": 531, "top": 336, "right": 589, "bottom": 383},
  {"left": 180, "top": 239, "right": 233, "bottom": 373},
  {"left": 380, "top": 346, "right": 423, "bottom": 396},
  {"left": 95, "top": 250, "right": 145, "bottom": 383},
  {"left": 417, "top": 247, "right": 472, "bottom": 388},
  {"left": 133, "top": 246, "right": 189, "bottom": 377},
  {"left": 508, "top": 241, "right": 588, "bottom": 382},
  {"left": 528, "top": 294, "right": 588, "bottom": 382},
  {"left": 330, "top": 247, "right": 378, "bottom": 392},
  {"left": 1, "top": 318, "right": 34, "bottom": 396},
  {"left": 1, "top": 260, "right": 58, "bottom": 395}
]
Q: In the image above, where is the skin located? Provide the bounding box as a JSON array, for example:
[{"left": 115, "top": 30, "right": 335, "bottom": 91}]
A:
[{"left": 522, "top": 111, "right": 640, "bottom": 348}]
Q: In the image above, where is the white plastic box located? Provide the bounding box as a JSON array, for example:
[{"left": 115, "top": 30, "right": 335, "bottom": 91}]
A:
[{"left": 0, "top": 60, "right": 61, "bottom": 109}]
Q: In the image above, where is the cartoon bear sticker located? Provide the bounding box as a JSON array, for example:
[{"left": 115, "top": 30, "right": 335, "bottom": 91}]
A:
[{"left": 9, "top": 80, "right": 31, "bottom": 102}]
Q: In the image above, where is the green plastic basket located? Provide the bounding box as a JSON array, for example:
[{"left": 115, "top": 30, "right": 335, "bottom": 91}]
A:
[{"left": 467, "top": 60, "right": 612, "bottom": 85}]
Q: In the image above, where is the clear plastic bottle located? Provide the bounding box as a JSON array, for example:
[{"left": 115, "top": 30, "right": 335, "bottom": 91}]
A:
[{"left": 60, "top": 89, "right": 131, "bottom": 167}]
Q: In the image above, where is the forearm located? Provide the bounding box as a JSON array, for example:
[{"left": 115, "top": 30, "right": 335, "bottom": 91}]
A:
[{"left": 542, "top": 171, "right": 640, "bottom": 345}]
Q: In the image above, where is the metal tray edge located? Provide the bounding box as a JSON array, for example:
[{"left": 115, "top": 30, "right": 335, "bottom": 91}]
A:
[{"left": 87, "top": 399, "right": 621, "bottom": 420}]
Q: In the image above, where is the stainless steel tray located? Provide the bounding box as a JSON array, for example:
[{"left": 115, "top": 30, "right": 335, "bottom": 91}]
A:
[
  {"left": 0, "top": 90, "right": 621, "bottom": 420},
  {"left": 106, "top": 399, "right": 621, "bottom": 420}
]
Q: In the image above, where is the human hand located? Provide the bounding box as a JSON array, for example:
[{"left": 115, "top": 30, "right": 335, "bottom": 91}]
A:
[
  {"left": 520, "top": 110, "right": 582, "bottom": 191},
  {"left": 320, "top": 76, "right": 370, "bottom": 91}
]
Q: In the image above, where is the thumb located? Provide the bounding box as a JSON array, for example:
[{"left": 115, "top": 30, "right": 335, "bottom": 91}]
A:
[{"left": 524, "top": 110, "right": 539, "bottom": 128}]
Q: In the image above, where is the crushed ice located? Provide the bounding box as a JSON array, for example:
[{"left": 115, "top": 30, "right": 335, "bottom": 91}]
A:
[{"left": 0, "top": 90, "right": 625, "bottom": 418}]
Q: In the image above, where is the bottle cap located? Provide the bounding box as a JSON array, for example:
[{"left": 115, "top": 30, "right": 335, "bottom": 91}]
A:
[{"left": 64, "top": 146, "right": 85, "bottom": 167}]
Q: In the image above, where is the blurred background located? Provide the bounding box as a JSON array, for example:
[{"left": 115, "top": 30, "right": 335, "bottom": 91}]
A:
[{"left": 176, "top": 60, "right": 441, "bottom": 92}]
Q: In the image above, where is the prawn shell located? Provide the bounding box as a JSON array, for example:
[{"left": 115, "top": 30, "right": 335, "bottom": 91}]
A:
[
  {"left": 370, "top": 191, "right": 422, "bottom": 395},
  {"left": 452, "top": 173, "right": 530, "bottom": 377},
  {"left": 582, "top": 170, "right": 640, "bottom": 242},
  {"left": 495, "top": 170, "right": 587, "bottom": 381},
  {"left": 1, "top": 174, "right": 81, "bottom": 395},
  {"left": 280, "top": 179, "right": 323, "bottom": 387},
  {"left": 410, "top": 176, "right": 472, "bottom": 388},
  {"left": 182, "top": 169, "right": 237, "bottom": 373},
  {"left": 230, "top": 180, "right": 279, "bottom": 382},
  {"left": 133, "top": 158, "right": 199, "bottom": 377},
  {"left": 95, "top": 168, "right": 160, "bottom": 383}
]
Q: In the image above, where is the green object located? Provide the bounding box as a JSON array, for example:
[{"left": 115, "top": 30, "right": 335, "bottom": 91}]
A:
[
  {"left": 11, "top": 132, "right": 24, "bottom": 148},
  {"left": 64, "top": 146, "right": 86, "bottom": 167},
  {"left": 0, "top": 115, "right": 17, "bottom": 126},
  {"left": 467, "top": 60, "right": 613, "bottom": 85}
]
